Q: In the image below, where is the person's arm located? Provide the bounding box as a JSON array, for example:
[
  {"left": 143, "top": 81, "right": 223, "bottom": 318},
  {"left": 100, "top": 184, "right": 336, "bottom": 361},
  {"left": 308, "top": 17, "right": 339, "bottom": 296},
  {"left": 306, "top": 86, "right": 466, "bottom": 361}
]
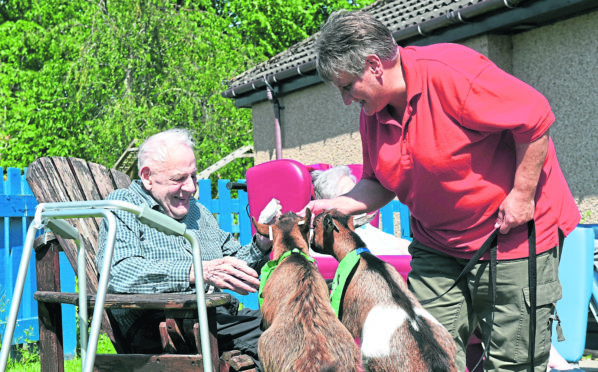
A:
[
  {"left": 97, "top": 194, "right": 193, "bottom": 294},
  {"left": 190, "top": 256, "right": 260, "bottom": 295},
  {"left": 496, "top": 132, "right": 549, "bottom": 234},
  {"left": 189, "top": 203, "right": 266, "bottom": 294},
  {"left": 304, "top": 178, "right": 395, "bottom": 216}
]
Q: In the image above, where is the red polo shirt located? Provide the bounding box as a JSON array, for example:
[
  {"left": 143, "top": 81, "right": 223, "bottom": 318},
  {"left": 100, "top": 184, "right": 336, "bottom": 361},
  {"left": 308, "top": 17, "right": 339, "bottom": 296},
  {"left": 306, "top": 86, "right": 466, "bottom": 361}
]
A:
[{"left": 360, "top": 43, "right": 580, "bottom": 259}]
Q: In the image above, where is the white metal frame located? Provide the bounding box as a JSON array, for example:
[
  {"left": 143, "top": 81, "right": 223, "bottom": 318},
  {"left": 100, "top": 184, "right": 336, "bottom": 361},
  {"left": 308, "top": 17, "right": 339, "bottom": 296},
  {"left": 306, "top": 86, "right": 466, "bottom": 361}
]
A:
[{"left": 0, "top": 200, "right": 213, "bottom": 372}]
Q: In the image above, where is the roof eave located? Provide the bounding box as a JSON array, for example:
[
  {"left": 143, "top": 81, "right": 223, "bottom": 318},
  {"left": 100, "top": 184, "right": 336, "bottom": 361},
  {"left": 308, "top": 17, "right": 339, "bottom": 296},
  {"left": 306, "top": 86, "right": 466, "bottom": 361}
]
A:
[{"left": 223, "top": 0, "right": 598, "bottom": 108}]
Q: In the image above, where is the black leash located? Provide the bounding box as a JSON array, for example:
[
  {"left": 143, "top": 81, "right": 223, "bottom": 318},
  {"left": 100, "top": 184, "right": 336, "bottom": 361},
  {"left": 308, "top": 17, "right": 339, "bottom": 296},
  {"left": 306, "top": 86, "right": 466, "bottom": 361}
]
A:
[
  {"left": 527, "top": 220, "right": 537, "bottom": 370},
  {"left": 420, "top": 228, "right": 498, "bottom": 306},
  {"left": 420, "top": 221, "right": 537, "bottom": 371}
]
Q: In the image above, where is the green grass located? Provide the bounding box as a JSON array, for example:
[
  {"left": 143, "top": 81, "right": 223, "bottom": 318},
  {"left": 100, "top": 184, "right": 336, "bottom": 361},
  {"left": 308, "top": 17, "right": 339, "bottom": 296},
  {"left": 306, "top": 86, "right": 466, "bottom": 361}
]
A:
[{"left": 5, "top": 332, "right": 116, "bottom": 371}]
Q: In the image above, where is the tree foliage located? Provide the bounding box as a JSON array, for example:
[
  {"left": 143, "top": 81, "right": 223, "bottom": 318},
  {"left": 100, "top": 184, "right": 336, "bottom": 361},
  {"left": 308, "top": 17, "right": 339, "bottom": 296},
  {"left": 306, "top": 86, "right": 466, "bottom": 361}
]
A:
[
  {"left": 214, "top": 0, "right": 375, "bottom": 57},
  {"left": 0, "top": 0, "right": 375, "bottom": 181}
]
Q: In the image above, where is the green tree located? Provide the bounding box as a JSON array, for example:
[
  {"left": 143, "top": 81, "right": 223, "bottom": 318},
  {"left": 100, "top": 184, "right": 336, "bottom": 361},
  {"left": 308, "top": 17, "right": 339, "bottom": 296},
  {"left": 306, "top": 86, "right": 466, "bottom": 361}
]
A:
[
  {"left": 1, "top": 0, "right": 263, "bottom": 181},
  {"left": 0, "top": 0, "right": 375, "bottom": 181},
  {"left": 0, "top": 0, "right": 94, "bottom": 167},
  {"left": 64, "top": 0, "right": 264, "bottom": 180},
  {"left": 214, "top": 0, "right": 376, "bottom": 57}
]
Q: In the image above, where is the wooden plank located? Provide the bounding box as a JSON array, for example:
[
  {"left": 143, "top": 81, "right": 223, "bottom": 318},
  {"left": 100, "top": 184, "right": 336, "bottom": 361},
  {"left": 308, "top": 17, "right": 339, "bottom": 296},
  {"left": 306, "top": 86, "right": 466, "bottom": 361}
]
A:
[
  {"left": 27, "top": 158, "right": 81, "bottom": 274},
  {"left": 34, "top": 237, "right": 66, "bottom": 372},
  {"left": 34, "top": 292, "right": 231, "bottom": 309},
  {"left": 93, "top": 354, "right": 205, "bottom": 372},
  {"left": 65, "top": 158, "right": 105, "bottom": 283},
  {"left": 87, "top": 161, "right": 118, "bottom": 199},
  {"left": 110, "top": 168, "right": 132, "bottom": 190},
  {"left": 69, "top": 158, "right": 104, "bottom": 201}
]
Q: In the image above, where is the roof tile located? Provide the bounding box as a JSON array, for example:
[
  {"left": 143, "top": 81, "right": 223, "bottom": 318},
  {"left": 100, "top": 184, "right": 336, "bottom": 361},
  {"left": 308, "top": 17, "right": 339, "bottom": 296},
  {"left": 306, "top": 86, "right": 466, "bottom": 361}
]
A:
[{"left": 224, "top": 0, "right": 489, "bottom": 94}]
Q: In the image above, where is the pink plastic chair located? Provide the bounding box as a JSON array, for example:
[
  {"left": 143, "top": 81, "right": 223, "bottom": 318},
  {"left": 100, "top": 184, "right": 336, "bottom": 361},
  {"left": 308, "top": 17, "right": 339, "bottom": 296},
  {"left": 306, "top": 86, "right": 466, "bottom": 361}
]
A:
[
  {"left": 245, "top": 159, "right": 409, "bottom": 280},
  {"left": 245, "top": 158, "right": 313, "bottom": 234}
]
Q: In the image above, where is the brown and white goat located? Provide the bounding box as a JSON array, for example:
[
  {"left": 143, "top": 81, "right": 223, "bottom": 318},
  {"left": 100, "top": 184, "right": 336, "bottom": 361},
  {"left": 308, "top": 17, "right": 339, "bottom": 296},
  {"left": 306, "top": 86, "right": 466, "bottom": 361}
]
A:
[
  {"left": 252, "top": 209, "right": 361, "bottom": 372},
  {"left": 310, "top": 210, "right": 457, "bottom": 372}
]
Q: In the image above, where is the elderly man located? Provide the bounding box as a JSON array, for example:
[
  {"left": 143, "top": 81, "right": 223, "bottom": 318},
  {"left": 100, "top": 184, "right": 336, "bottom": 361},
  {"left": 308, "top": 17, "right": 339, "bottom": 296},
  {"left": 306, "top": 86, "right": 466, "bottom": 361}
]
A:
[{"left": 97, "top": 128, "right": 271, "bottom": 367}]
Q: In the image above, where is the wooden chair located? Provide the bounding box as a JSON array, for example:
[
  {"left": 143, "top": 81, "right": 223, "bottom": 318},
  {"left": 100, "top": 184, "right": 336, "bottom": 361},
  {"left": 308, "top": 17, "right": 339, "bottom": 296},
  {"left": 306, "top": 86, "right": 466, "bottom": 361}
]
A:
[{"left": 26, "top": 157, "right": 256, "bottom": 372}]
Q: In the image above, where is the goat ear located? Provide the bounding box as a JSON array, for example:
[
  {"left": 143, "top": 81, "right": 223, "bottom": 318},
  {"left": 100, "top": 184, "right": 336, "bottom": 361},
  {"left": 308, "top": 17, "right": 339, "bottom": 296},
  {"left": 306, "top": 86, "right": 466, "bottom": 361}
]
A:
[
  {"left": 323, "top": 214, "right": 336, "bottom": 233},
  {"left": 299, "top": 209, "right": 312, "bottom": 234},
  {"left": 252, "top": 216, "right": 270, "bottom": 237}
]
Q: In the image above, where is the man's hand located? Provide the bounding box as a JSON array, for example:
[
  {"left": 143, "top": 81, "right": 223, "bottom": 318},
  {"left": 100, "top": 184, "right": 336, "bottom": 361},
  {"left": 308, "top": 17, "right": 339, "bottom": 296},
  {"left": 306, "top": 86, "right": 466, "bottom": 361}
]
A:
[
  {"left": 496, "top": 190, "right": 535, "bottom": 234},
  {"left": 190, "top": 257, "right": 260, "bottom": 295}
]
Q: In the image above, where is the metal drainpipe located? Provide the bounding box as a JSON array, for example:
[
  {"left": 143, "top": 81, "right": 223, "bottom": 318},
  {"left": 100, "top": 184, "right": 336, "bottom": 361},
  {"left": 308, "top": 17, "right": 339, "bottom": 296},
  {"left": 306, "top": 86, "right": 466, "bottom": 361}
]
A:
[{"left": 265, "top": 80, "right": 282, "bottom": 159}]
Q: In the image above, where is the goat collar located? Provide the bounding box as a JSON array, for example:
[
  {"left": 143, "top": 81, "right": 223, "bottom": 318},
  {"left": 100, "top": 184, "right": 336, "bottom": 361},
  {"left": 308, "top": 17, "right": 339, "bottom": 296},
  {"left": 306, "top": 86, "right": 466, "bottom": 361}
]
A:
[
  {"left": 330, "top": 247, "right": 370, "bottom": 318},
  {"left": 258, "top": 248, "right": 315, "bottom": 309}
]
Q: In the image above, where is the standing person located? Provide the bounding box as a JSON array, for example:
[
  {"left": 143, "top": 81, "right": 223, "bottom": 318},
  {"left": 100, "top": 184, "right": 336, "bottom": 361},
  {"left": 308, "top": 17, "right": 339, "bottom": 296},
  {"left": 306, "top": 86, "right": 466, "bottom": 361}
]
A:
[
  {"left": 306, "top": 9, "right": 580, "bottom": 372},
  {"left": 97, "top": 128, "right": 272, "bottom": 369}
]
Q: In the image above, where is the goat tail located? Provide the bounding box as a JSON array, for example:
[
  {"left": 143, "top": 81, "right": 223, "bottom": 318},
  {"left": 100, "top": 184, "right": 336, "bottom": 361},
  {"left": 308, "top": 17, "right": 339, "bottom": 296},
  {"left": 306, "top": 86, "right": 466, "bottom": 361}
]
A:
[
  {"left": 292, "top": 336, "right": 341, "bottom": 372},
  {"left": 410, "top": 312, "right": 454, "bottom": 372}
]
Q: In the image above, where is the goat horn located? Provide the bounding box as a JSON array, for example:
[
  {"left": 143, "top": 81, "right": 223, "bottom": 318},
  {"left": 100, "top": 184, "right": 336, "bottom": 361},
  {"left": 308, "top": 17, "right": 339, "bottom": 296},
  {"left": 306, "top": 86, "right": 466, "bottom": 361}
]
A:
[{"left": 353, "top": 212, "right": 376, "bottom": 228}]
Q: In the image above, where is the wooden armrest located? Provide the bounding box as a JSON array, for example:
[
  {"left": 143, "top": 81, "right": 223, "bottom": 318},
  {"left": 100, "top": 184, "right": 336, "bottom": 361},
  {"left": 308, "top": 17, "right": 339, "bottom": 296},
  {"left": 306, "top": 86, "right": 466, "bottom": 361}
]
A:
[
  {"left": 33, "top": 232, "right": 63, "bottom": 252},
  {"left": 34, "top": 291, "right": 231, "bottom": 309}
]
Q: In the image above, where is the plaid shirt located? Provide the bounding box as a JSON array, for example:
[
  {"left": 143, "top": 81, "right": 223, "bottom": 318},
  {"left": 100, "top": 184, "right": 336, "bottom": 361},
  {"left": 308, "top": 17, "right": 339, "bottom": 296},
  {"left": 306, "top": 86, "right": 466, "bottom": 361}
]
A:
[{"left": 97, "top": 180, "right": 268, "bottom": 334}]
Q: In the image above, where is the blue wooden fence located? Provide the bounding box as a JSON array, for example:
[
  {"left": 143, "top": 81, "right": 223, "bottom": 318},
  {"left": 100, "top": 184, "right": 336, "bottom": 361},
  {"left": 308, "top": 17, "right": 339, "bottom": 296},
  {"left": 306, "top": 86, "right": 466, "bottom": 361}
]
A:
[
  {"left": 0, "top": 169, "right": 408, "bottom": 354},
  {"left": 0, "top": 167, "right": 43, "bottom": 349},
  {"left": 0, "top": 173, "right": 258, "bottom": 352}
]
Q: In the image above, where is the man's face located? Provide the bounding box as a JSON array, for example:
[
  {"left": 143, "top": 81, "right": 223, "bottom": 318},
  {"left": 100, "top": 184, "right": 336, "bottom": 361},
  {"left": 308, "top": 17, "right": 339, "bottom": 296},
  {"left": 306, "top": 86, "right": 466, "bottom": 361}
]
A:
[
  {"left": 141, "top": 145, "right": 197, "bottom": 220},
  {"left": 333, "top": 67, "right": 386, "bottom": 116}
]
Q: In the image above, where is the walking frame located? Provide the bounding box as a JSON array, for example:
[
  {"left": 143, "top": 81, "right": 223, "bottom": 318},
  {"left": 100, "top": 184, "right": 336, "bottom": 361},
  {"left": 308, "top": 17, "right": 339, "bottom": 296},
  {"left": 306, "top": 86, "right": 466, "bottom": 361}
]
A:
[{"left": 0, "top": 200, "right": 213, "bottom": 372}]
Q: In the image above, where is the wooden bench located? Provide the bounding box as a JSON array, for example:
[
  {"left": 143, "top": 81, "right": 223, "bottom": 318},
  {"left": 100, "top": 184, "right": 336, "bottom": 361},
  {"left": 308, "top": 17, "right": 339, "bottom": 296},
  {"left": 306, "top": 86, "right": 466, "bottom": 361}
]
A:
[{"left": 26, "top": 157, "right": 256, "bottom": 372}]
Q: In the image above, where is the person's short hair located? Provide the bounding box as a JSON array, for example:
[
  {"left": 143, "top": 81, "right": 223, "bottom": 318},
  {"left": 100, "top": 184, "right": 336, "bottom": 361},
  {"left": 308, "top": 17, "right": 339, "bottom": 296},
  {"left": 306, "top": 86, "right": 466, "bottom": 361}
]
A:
[
  {"left": 311, "top": 165, "right": 357, "bottom": 200},
  {"left": 137, "top": 128, "right": 195, "bottom": 175},
  {"left": 315, "top": 9, "right": 398, "bottom": 83}
]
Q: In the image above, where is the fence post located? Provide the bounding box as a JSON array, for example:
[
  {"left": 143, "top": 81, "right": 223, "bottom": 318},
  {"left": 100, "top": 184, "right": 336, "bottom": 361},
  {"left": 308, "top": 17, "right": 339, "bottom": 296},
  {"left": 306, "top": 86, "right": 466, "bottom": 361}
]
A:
[
  {"left": 237, "top": 180, "right": 251, "bottom": 246},
  {"left": 217, "top": 180, "right": 233, "bottom": 233}
]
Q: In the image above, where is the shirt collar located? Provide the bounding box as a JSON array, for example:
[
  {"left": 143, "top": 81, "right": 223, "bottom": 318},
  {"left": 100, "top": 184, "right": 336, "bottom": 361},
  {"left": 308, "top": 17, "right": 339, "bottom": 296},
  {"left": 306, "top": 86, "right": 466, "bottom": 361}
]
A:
[
  {"left": 130, "top": 179, "right": 162, "bottom": 211},
  {"left": 374, "top": 46, "right": 421, "bottom": 128}
]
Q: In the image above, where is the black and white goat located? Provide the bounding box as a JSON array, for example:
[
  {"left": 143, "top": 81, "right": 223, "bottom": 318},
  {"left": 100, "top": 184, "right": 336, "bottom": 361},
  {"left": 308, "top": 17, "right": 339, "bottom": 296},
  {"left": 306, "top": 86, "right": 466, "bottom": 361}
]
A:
[{"left": 310, "top": 210, "right": 457, "bottom": 372}]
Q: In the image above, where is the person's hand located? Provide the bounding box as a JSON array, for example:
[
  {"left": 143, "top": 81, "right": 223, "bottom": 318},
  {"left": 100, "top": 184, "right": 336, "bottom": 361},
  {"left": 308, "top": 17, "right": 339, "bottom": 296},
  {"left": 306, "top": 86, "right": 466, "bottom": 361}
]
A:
[
  {"left": 253, "top": 198, "right": 282, "bottom": 253},
  {"left": 297, "top": 199, "right": 336, "bottom": 218},
  {"left": 495, "top": 190, "right": 535, "bottom": 234},
  {"left": 191, "top": 257, "right": 260, "bottom": 295}
]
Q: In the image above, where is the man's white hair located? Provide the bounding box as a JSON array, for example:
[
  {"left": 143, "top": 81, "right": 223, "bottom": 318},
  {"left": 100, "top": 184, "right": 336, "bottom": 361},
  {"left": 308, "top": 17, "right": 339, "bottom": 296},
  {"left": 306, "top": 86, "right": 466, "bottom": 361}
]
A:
[
  {"left": 137, "top": 128, "right": 195, "bottom": 176},
  {"left": 311, "top": 165, "right": 357, "bottom": 200}
]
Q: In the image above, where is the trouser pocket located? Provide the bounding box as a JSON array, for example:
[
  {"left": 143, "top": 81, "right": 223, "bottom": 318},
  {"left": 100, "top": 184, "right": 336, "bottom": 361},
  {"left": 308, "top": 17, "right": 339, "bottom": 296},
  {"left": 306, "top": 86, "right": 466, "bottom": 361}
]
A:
[{"left": 520, "top": 279, "right": 562, "bottom": 362}]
